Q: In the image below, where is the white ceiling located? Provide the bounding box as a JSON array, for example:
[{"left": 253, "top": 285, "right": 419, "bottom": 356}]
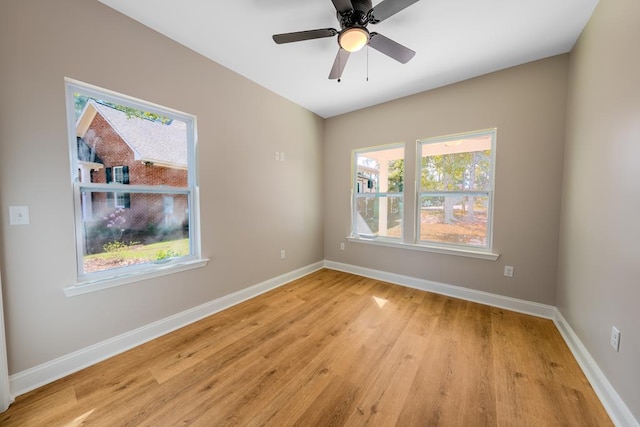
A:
[{"left": 98, "top": 0, "right": 598, "bottom": 118}]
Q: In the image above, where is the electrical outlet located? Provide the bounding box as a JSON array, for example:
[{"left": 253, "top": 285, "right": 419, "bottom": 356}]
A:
[
  {"left": 275, "top": 152, "right": 280, "bottom": 161},
  {"left": 340, "top": 242, "right": 345, "bottom": 251},
  {"left": 504, "top": 265, "right": 514, "bottom": 277},
  {"left": 280, "top": 249, "right": 286, "bottom": 260},
  {"left": 611, "top": 326, "right": 620, "bottom": 351}
]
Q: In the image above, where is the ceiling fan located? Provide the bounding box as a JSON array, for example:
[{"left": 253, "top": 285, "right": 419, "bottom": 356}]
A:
[{"left": 272, "top": 0, "right": 421, "bottom": 80}]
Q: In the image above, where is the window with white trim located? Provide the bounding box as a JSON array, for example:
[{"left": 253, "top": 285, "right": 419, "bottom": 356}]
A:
[
  {"left": 111, "top": 166, "right": 128, "bottom": 208},
  {"left": 417, "top": 129, "right": 495, "bottom": 250},
  {"left": 65, "top": 79, "right": 201, "bottom": 283},
  {"left": 352, "top": 144, "right": 404, "bottom": 239}
]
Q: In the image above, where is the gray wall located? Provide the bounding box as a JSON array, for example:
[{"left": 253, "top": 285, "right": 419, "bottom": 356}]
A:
[
  {"left": 324, "top": 55, "right": 568, "bottom": 305},
  {"left": 559, "top": 0, "right": 640, "bottom": 420},
  {"left": 0, "top": 0, "right": 324, "bottom": 374}
]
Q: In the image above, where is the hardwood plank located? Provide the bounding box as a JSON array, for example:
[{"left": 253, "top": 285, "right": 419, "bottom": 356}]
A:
[
  {"left": 0, "top": 269, "right": 612, "bottom": 426},
  {"left": 341, "top": 328, "right": 430, "bottom": 425},
  {"left": 0, "top": 385, "right": 77, "bottom": 426},
  {"left": 292, "top": 375, "right": 360, "bottom": 427}
]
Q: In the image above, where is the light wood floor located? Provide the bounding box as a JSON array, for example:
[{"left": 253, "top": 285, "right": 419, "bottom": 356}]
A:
[{"left": 0, "top": 269, "right": 611, "bottom": 426}]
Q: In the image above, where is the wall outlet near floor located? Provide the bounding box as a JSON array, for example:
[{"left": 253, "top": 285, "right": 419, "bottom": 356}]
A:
[
  {"left": 503, "top": 265, "right": 514, "bottom": 277},
  {"left": 340, "top": 242, "right": 345, "bottom": 251},
  {"left": 280, "top": 249, "right": 286, "bottom": 260},
  {"left": 610, "top": 326, "right": 620, "bottom": 351}
]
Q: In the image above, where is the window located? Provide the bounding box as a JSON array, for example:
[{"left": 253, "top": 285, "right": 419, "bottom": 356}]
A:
[
  {"left": 417, "top": 129, "right": 495, "bottom": 250},
  {"left": 109, "top": 166, "right": 129, "bottom": 208},
  {"left": 65, "top": 78, "right": 202, "bottom": 286},
  {"left": 112, "top": 166, "right": 125, "bottom": 184},
  {"left": 352, "top": 144, "right": 404, "bottom": 239}
]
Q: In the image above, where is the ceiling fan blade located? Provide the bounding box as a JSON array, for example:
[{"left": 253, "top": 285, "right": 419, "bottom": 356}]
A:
[
  {"left": 329, "top": 48, "right": 350, "bottom": 79},
  {"left": 273, "top": 28, "right": 338, "bottom": 44},
  {"left": 369, "top": 0, "right": 420, "bottom": 23},
  {"left": 369, "top": 32, "right": 415, "bottom": 63},
  {"left": 332, "top": 0, "right": 354, "bottom": 14}
]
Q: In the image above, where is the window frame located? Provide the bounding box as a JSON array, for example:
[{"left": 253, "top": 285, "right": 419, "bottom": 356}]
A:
[
  {"left": 415, "top": 128, "right": 497, "bottom": 253},
  {"left": 112, "top": 166, "right": 125, "bottom": 184},
  {"left": 351, "top": 143, "right": 405, "bottom": 241},
  {"left": 347, "top": 130, "right": 499, "bottom": 261},
  {"left": 111, "top": 166, "right": 126, "bottom": 208},
  {"left": 64, "top": 78, "right": 206, "bottom": 294}
]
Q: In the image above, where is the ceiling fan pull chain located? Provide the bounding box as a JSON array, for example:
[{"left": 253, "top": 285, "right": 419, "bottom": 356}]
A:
[{"left": 366, "top": 45, "right": 369, "bottom": 82}]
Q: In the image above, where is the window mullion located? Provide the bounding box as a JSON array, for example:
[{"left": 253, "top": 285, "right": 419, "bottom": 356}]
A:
[{"left": 79, "top": 183, "right": 190, "bottom": 194}]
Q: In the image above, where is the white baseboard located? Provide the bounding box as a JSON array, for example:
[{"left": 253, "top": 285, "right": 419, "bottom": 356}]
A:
[
  {"left": 323, "top": 260, "right": 638, "bottom": 427},
  {"left": 9, "top": 261, "right": 324, "bottom": 399},
  {"left": 324, "top": 260, "right": 556, "bottom": 318},
  {"left": 553, "top": 310, "right": 639, "bottom": 427}
]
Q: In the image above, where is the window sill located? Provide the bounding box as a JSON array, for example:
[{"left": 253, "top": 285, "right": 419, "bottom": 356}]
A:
[
  {"left": 346, "top": 237, "right": 500, "bottom": 261},
  {"left": 64, "top": 258, "right": 210, "bottom": 297}
]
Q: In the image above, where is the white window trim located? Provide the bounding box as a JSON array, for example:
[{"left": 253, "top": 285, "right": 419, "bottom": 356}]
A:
[
  {"left": 416, "top": 128, "right": 497, "bottom": 253},
  {"left": 349, "top": 130, "right": 499, "bottom": 261},
  {"left": 114, "top": 193, "right": 126, "bottom": 209},
  {"left": 347, "top": 235, "right": 500, "bottom": 260},
  {"left": 64, "top": 78, "right": 205, "bottom": 294},
  {"left": 112, "top": 165, "right": 124, "bottom": 183},
  {"left": 64, "top": 258, "right": 209, "bottom": 297},
  {"left": 112, "top": 166, "right": 125, "bottom": 208}
]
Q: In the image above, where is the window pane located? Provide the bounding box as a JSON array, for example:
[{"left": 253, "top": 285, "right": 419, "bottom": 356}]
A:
[
  {"left": 420, "top": 136, "right": 492, "bottom": 192},
  {"left": 353, "top": 144, "right": 404, "bottom": 240},
  {"left": 418, "top": 195, "right": 489, "bottom": 247},
  {"left": 355, "top": 195, "right": 403, "bottom": 238},
  {"left": 356, "top": 147, "right": 404, "bottom": 194},
  {"left": 80, "top": 191, "right": 190, "bottom": 275},
  {"left": 115, "top": 192, "right": 126, "bottom": 208},
  {"left": 113, "top": 166, "right": 124, "bottom": 183},
  {"left": 75, "top": 95, "right": 188, "bottom": 190}
]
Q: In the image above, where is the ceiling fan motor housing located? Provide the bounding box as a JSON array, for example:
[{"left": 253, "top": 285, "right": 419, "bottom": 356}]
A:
[{"left": 337, "top": 0, "right": 373, "bottom": 29}]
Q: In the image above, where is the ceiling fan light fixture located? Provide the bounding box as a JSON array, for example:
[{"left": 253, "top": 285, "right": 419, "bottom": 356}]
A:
[{"left": 339, "top": 27, "right": 369, "bottom": 52}]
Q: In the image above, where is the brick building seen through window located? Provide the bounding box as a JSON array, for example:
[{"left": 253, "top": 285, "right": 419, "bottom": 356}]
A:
[{"left": 76, "top": 100, "right": 189, "bottom": 255}]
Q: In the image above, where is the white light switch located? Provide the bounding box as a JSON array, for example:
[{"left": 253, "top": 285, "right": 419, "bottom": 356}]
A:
[{"left": 9, "top": 206, "right": 30, "bottom": 225}]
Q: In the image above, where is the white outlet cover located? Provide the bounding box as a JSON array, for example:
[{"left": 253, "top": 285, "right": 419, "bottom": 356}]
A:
[
  {"left": 504, "top": 265, "right": 514, "bottom": 277},
  {"left": 611, "top": 326, "right": 620, "bottom": 351}
]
